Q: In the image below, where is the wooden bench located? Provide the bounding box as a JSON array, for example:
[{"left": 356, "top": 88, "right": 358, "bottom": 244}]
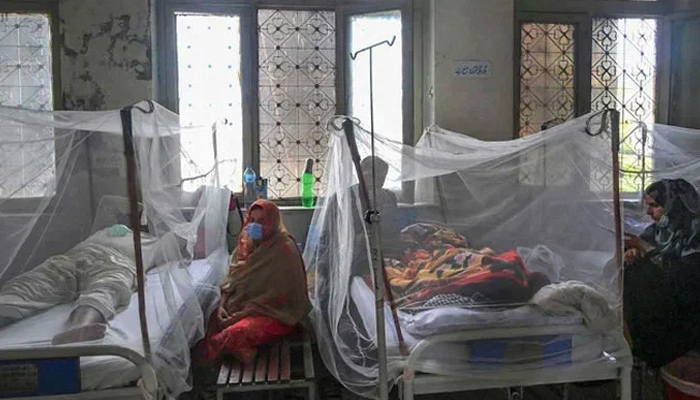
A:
[{"left": 215, "top": 327, "right": 316, "bottom": 400}]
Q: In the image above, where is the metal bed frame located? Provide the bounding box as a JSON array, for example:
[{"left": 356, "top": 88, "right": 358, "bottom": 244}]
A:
[
  {"left": 340, "top": 107, "right": 631, "bottom": 400},
  {"left": 398, "top": 325, "right": 632, "bottom": 400}
]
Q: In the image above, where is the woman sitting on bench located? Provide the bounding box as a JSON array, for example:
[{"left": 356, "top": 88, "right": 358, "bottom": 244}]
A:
[{"left": 204, "top": 199, "right": 312, "bottom": 365}]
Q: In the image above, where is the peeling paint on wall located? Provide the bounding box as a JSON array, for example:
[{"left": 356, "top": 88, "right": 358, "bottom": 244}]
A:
[{"left": 60, "top": 0, "right": 153, "bottom": 111}]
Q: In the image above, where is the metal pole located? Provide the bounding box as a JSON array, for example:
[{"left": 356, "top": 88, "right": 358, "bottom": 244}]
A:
[
  {"left": 120, "top": 104, "right": 152, "bottom": 363},
  {"left": 350, "top": 37, "right": 398, "bottom": 400},
  {"left": 611, "top": 110, "right": 623, "bottom": 303},
  {"left": 366, "top": 53, "right": 388, "bottom": 400}
]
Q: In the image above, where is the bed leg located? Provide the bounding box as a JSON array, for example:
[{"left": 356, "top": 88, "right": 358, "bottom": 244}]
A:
[
  {"left": 308, "top": 382, "right": 317, "bottom": 400},
  {"left": 507, "top": 386, "right": 524, "bottom": 400},
  {"left": 620, "top": 366, "right": 633, "bottom": 400},
  {"left": 562, "top": 383, "right": 570, "bottom": 400},
  {"left": 216, "top": 389, "right": 224, "bottom": 400},
  {"left": 401, "top": 377, "right": 414, "bottom": 400}
]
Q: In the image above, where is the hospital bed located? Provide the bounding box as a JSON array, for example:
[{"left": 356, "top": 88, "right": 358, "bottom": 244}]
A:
[
  {"left": 351, "top": 276, "right": 632, "bottom": 400},
  {"left": 0, "top": 255, "right": 223, "bottom": 399}
]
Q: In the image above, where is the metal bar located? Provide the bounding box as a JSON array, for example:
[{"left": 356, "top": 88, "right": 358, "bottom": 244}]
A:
[
  {"left": 406, "top": 324, "right": 588, "bottom": 366},
  {"left": 120, "top": 105, "right": 152, "bottom": 362},
  {"left": 350, "top": 36, "right": 396, "bottom": 60},
  {"left": 515, "top": 0, "right": 669, "bottom": 17},
  {"left": 347, "top": 36, "right": 406, "bottom": 400},
  {"left": 611, "top": 110, "right": 624, "bottom": 306}
]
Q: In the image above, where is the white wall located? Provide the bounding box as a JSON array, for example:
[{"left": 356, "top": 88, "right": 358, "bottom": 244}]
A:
[{"left": 429, "top": 0, "right": 514, "bottom": 141}]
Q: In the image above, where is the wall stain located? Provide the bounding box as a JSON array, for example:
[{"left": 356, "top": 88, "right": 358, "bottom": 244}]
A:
[{"left": 61, "top": 0, "right": 152, "bottom": 111}]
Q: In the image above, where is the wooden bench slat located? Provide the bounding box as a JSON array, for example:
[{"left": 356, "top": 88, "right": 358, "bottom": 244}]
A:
[
  {"left": 302, "top": 329, "right": 315, "bottom": 379},
  {"left": 241, "top": 359, "right": 255, "bottom": 383},
  {"left": 229, "top": 359, "right": 243, "bottom": 385},
  {"left": 254, "top": 348, "right": 269, "bottom": 383},
  {"left": 217, "top": 362, "right": 231, "bottom": 385},
  {"left": 280, "top": 340, "right": 291, "bottom": 381},
  {"left": 268, "top": 343, "right": 281, "bottom": 382}
]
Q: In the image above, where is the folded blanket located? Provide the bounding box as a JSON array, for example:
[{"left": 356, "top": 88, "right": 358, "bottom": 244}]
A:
[{"left": 531, "top": 281, "right": 618, "bottom": 333}]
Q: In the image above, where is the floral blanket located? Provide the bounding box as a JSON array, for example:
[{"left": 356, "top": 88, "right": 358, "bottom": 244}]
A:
[{"left": 384, "top": 223, "right": 550, "bottom": 309}]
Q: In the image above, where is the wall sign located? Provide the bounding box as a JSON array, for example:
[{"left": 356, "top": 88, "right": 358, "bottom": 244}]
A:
[{"left": 453, "top": 60, "right": 492, "bottom": 78}]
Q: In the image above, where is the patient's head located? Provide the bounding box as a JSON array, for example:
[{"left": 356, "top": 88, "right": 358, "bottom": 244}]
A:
[{"left": 360, "top": 156, "right": 389, "bottom": 190}]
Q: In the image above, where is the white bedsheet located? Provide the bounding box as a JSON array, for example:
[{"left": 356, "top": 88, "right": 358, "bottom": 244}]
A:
[
  {"left": 0, "top": 258, "right": 220, "bottom": 391},
  {"left": 351, "top": 277, "right": 582, "bottom": 340}
]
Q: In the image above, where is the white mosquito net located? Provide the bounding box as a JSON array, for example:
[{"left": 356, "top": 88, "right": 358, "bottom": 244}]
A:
[
  {"left": 0, "top": 101, "right": 230, "bottom": 398},
  {"left": 304, "top": 112, "right": 700, "bottom": 398}
]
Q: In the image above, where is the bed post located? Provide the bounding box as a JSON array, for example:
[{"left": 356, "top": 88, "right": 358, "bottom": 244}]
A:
[
  {"left": 120, "top": 102, "right": 153, "bottom": 362},
  {"left": 610, "top": 110, "right": 623, "bottom": 297}
]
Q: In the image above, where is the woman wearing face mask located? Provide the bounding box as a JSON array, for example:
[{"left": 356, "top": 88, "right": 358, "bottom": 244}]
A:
[
  {"left": 624, "top": 178, "right": 700, "bottom": 368},
  {"left": 203, "top": 199, "right": 311, "bottom": 364}
]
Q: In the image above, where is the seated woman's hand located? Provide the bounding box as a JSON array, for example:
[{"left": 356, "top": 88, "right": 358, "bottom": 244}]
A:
[
  {"left": 217, "top": 307, "right": 229, "bottom": 323},
  {"left": 625, "top": 248, "right": 644, "bottom": 264},
  {"left": 229, "top": 261, "right": 245, "bottom": 274},
  {"left": 220, "top": 311, "right": 246, "bottom": 328},
  {"left": 624, "top": 234, "right": 649, "bottom": 253}
]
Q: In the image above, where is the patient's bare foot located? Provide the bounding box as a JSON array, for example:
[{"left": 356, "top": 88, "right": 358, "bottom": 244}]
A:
[
  {"left": 51, "top": 323, "right": 107, "bottom": 345},
  {"left": 51, "top": 306, "right": 107, "bottom": 345}
]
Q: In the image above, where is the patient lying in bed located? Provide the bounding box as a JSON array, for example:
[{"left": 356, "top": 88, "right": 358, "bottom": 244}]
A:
[{"left": 0, "top": 224, "right": 163, "bottom": 345}]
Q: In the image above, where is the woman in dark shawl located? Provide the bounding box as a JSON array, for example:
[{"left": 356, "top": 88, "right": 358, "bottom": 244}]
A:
[{"left": 624, "top": 178, "right": 700, "bottom": 368}]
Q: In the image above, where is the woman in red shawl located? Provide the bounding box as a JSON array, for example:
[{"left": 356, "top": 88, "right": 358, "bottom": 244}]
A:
[{"left": 204, "top": 199, "right": 312, "bottom": 364}]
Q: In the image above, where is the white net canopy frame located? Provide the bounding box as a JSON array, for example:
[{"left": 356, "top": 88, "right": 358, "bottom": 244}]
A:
[
  {"left": 304, "top": 110, "right": 640, "bottom": 399},
  {"left": 0, "top": 101, "right": 230, "bottom": 399}
]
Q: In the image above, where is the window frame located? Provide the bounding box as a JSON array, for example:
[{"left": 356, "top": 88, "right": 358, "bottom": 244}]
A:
[
  {"left": 339, "top": 0, "right": 415, "bottom": 203},
  {"left": 514, "top": 0, "right": 671, "bottom": 139},
  {"left": 156, "top": 0, "right": 415, "bottom": 204},
  {"left": 659, "top": 9, "right": 700, "bottom": 126},
  {"left": 513, "top": 13, "right": 591, "bottom": 138},
  {"left": 158, "top": 2, "right": 257, "bottom": 188},
  {"left": 0, "top": 0, "right": 63, "bottom": 210},
  {"left": 515, "top": 0, "right": 674, "bottom": 199}
]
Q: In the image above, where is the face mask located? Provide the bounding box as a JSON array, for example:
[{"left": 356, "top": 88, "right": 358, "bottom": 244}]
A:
[
  {"left": 109, "top": 224, "right": 132, "bottom": 237},
  {"left": 244, "top": 223, "right": 264, "bottom": 240}
]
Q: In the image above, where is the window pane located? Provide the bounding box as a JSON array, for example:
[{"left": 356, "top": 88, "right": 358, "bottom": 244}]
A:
[
  {"left": 519, "top": 23, "right": 576, "bottom": 137},
  {"left": 349, "top": 10, "right": 403, "bottom": 191},
  {"left": 0, "top": 13, "right": 54, "bottom": 199},
  {"left": 258, "top": 10, "right": 336, "bottom": 199},
  {"left": 592, "top": 18, "right": 657, "bottom": 193},
  {"left": 176, "top": 13, "right": 243, "bottom": 192}
]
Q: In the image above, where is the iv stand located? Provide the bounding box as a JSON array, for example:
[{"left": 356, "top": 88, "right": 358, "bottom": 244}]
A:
[{"left": 348, "top": 36, "right": 400, "bottom": 400}]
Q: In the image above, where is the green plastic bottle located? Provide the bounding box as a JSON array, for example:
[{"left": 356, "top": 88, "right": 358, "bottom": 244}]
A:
[{"left": 301, "top": 158, "right": 315, "bottom": 208}]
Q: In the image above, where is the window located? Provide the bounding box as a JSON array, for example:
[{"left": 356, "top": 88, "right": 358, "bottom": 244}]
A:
[
  {"left": 175, "top": 13, "right": 243, "bottom": 192},
  {"left": 516, "top": 5, "right": 660, "bottom": 194},
  {"left": 348, "top": 10, "right": 403, "bottom": 191},
  {"left": 0, "top": 12, "right": 55, "bottom": 199},
  {"left": 591, "top": 18, "right": 657, "bottom": 193},
  {"left": 519, "top": 23, "right": 575, "bottom": 137},
  {"left": 258, "top": 10, "right": 336, "bottom": 199},
  {"left": 159, "top": 1, "right": 413, "bottom": 202}
]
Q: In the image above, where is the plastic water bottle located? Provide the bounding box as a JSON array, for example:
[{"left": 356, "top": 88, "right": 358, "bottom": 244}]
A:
[
  {"left": 301, "top": 158, "right": 315, "bottom": 208},
  {"left": 243, "top": 165, "right": 256, "bottom": 208}
]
